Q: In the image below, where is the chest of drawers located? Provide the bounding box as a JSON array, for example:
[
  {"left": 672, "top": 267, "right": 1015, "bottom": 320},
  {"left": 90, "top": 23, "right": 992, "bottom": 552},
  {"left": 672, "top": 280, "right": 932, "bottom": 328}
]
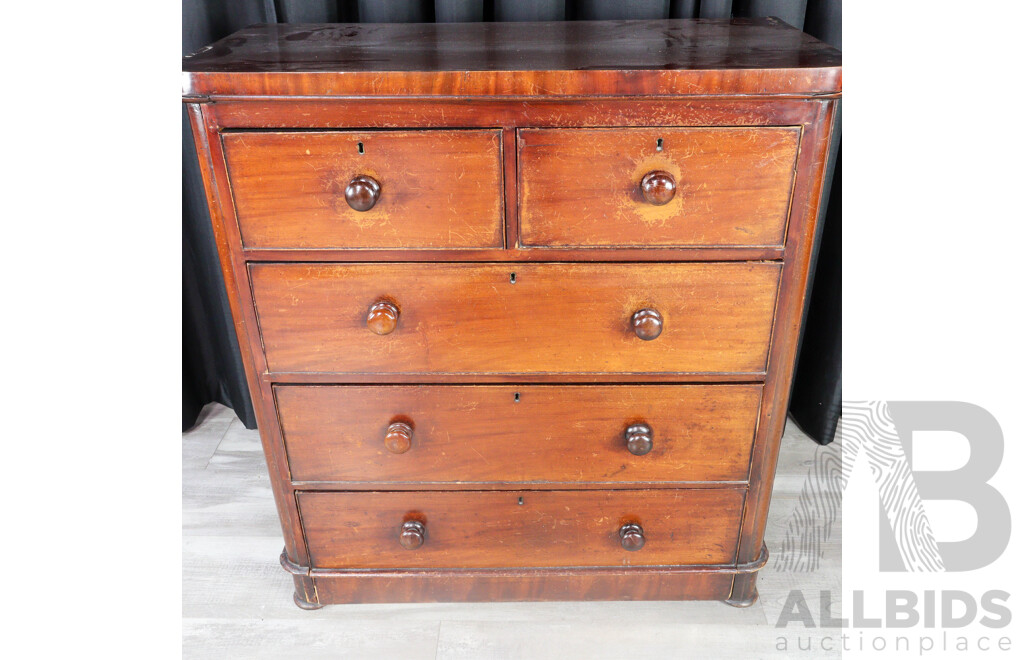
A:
[{"left": 183, "top": 18, "right": 841, "bottom": 609}]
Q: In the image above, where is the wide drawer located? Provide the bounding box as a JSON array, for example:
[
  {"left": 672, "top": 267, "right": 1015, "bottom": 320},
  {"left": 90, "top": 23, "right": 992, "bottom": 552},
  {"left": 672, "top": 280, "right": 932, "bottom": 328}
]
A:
[
  {"left": 518, "top": 127, "right": 800, "bottom": 248},
  {"left": 278, "top": 384, "right": 761, "bottom": 484},
  {"left": 250, "top": 262, "right": 781, "bottom": 375},
  {"left": 298, "top": 489, "right": 744, "bottom": 569},
  {"left": 222, "top": 130, "right": 504, "bottom": 249}
]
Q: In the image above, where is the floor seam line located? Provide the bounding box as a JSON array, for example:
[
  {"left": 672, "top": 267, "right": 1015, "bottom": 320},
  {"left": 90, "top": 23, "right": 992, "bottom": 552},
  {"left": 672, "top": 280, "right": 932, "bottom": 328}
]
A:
[{"left": 203, "top": 417, "right": 238, "bottom": 470}]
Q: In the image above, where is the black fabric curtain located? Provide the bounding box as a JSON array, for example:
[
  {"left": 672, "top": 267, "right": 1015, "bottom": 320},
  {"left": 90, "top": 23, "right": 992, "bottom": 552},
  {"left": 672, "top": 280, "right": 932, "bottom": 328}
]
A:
[{"left": 182, "top": 0, "right": 842, "bottom": 444}]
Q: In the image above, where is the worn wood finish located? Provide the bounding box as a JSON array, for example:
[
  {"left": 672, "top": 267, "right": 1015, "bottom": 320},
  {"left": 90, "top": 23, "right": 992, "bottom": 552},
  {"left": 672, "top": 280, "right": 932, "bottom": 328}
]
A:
[
  {"left": 519, "top": 127, "right": 799, "bottom": 248},
  {"left": 275, "top": 384, "right": 761, "bottom": 484},
  {"left": 250, "top": 262, "right": 781, "bottom": 375},
  {"left": 208, "top": 97, "right": 830, "bottom": 132},
  {"left": 183, "top": 403, "right": 836, "bottom": 636},
  {"left": 222, "top": 130, "right": 503, "bottom": 249},
  {"left": 726, "top": 571, "right": 761, "bottom": 608},
  {"left": 186, "top": 105, "right": 310, "bottom": 577},
  {"left": 311, "top": 569, "right": 735, "bottom": 605},
  {"left": 243, "top": 246, "right": 785, "bottom": 263},
  {"left": 183, "top": 18, "right": 841, "bottom": 608},
  {"left": 736, "top": 101, "right": 839, "bottom": 567},
  {"left": 298, "top": 489, "right": 745, "bottom": 569},
  {"left": 265, "top": 372, "right": 766, "bottom": 385},
  {"left": 182, "top": 19, "right": 841, "bottom": 98}
]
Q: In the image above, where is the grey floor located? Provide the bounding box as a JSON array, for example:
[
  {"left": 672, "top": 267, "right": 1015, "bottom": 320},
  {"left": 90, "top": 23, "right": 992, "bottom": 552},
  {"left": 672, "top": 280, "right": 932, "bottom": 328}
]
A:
[{"left": 184, "top": 403, "right": 841, "bottom": 659}]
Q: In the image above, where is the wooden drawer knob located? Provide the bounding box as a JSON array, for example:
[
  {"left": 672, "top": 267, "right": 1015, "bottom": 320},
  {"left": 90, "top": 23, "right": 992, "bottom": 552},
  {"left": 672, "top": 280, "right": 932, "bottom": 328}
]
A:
[
  {"left": 399, "top": 520, "right": 425, "bottom": 549},
  {"left": 619, "top": 523, "right": 645, "bottom": 551},
  {"left": 640, "top": 170, "right": 676, "bottom": 205},
  {"left": 345, "top": 174, "right": 381, "bottom": 211},
  {"left": 631, "top": 308, "right": 663, "bottom": 341},
  {"left": 384, "top": 422, "right": 413, "bottom": 454},
  {"left": 367, "top": 301, "right": 399, "bottom": 335},
  {"left": 625, "top": 423, "right": 653, "bottom": 456}
]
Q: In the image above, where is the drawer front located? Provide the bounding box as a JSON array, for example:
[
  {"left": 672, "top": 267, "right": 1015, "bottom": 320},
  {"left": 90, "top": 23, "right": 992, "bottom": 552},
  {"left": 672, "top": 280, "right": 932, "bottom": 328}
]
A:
[
  {"left": 250, "top": 262, "right": 781, "bottom": 375},
  {"left": 298, "top": 489, "right": 744, "bottom": 569},
  {"left": 222, "top": 130, "right": 504, "bottom": 249},
  {"left": 518, "top": 127, "right": 799, "bottom": 248},
  {"left": 278, "top": 384, "right": 761, "bottom": 484}
]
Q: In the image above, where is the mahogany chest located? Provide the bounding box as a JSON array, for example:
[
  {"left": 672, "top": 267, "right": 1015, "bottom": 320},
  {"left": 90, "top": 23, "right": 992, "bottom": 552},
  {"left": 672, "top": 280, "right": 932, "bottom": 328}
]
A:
[{"left": 183, "top": 18, "right": 841, "bottom": 609}]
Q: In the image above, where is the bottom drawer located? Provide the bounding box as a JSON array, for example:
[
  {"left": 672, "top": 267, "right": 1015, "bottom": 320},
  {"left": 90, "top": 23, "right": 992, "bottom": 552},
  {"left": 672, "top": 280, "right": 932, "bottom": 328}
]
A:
[{"left": 298, "top": 489, "right": 745, "bottom": 569}]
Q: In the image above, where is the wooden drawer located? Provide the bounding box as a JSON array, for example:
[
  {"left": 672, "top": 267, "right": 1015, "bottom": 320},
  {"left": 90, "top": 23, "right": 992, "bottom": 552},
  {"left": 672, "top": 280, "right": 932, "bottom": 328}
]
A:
[
  {"left": 250, "top": 262, "right": 781, "bottom": 375},
  {"left": 277, "top": 384, "right": 761, "bottom": 484},
  {"left": 518, "top": 127, "right": 799, "bottom": 248},
  {"left": 298, "top": 489, "right": 744, "bottom": 569},
  {"left": 222, "top": 130, "right": 504, "bottom": 249}
]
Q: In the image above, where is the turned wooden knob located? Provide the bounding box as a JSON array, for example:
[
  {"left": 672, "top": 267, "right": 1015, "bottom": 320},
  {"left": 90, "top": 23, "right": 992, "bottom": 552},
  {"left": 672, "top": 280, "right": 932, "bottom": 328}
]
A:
[
  {"left": 399, "top": 520, "right": 425, "bottom": 549},
  {"left": 625, "top": 423, "right": 653, "bottom": 456},
  {"left": 640, "top": 170, "right": 676, "bottom": 205},
  {"left": 345, "top": 174, "right": 381, "bottom": 211},
  {"left": 631, "top": 308, "right": 663, "bottom": 341},
  {"left": 367, "top": 301, "right": 399, "bottom": 335},
  {"left": 619, "top": 523, "right": 645, "bottom": 551},
  {"left": 384, "top": 422, "right": 413, "bottom": 454}
]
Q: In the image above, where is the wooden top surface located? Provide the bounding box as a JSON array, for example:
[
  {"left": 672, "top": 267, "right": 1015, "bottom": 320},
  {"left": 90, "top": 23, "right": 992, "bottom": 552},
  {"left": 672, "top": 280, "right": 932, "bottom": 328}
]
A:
[{"left": 182, "top": 18, "right": 841, "bottom": 98}]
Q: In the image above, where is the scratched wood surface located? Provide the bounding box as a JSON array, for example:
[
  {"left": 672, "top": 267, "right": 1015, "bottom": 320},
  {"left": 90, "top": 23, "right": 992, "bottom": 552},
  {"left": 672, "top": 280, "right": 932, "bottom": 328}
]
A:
[
  {"left": 299, "top": 488, "right": 744, "bottom": 569},
  {"left": 182, "top": 19, "right": 842, "bottom": 97},
  {"left": 223, "top": 130, "right": 504, "bottom": 249},
  {"left": 249, "top": 262, "right": 781, "bottom": 376},
  {"left": 183, "top": 403, "right": 841, "bottom": 658},
  {"left": 184, "top": 15, "right": 841, "bottom": 629},
  {"left": 518, "top": 127, "right": 799, "bottom": 248},
  {"left": 277, "top": 384, "right": 761, "bottom": 484}
]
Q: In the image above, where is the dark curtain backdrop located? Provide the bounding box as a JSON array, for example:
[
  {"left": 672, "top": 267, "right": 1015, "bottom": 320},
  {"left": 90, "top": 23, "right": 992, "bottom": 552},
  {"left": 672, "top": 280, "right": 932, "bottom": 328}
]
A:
[{"left": 183, "top": 0, "right": 842, "bottom": 444}]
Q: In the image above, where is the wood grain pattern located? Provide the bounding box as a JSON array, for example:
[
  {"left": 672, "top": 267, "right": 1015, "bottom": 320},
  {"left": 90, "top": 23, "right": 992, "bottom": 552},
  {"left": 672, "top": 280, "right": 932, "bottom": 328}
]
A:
[
  {"left": 183, "top": 17, "right": 841, "bottom": 608},
  {"left": 187, "top": 104, "right": 312, "bottom": 572},
  {"left": 298, "top": 489, "right": 745, "bottom": 569},
  {"left": 182, "top": 19, "right": 841, "bottom": 98},
  {"left": 275, "top": 384, "right": 762, "bottom": 484},
  {"left": 242, "top": 246, "right": 785, "bottom": 263},
  {"left": 519, "top": 127, "right": 799, "bottom": 248},
  {"left": 223, "top": 130, "right": 503, "bottom": 249},
  {"left": 264, "top": 372, "right": 765, "bottom": 386},
  {"left": 207, "top": 97, "right": 828, "bottom": 132},
  {"left": 183, "top": 403, "right": 834, "bottom": 625},
  {"left": 737, "top": 101, "right": 839, "bottom": 567},
  {"left": 312, "top": 569, "right": 734, "bottom": 605},
  {"left": 249, "top": 262, "right": 781, "bottom": 375}
]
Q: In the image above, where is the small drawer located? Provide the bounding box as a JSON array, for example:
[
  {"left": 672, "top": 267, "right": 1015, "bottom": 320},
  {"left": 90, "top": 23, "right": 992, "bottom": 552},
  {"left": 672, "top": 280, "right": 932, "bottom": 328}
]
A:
[
  {"left": 222, "top": 129, "right": 504, "bottom": 249},
  {"left": 277, "top": 384, "right": 761, "bottom": 484},
  {"left": 250, "top": 262, "right": 781, "bottom": 375},
  {"left": 298, "top": 489, "right": 745, "bottom": 569},
  {"left": 518, "top": 127, "right": 800, "bottom": 248}
]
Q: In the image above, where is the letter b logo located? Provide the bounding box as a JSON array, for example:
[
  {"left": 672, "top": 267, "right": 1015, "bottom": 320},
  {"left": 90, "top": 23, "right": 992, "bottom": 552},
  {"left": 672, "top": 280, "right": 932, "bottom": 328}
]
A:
[{"left": 881, "top": 402, "right": 1010, "bottom": 571}]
